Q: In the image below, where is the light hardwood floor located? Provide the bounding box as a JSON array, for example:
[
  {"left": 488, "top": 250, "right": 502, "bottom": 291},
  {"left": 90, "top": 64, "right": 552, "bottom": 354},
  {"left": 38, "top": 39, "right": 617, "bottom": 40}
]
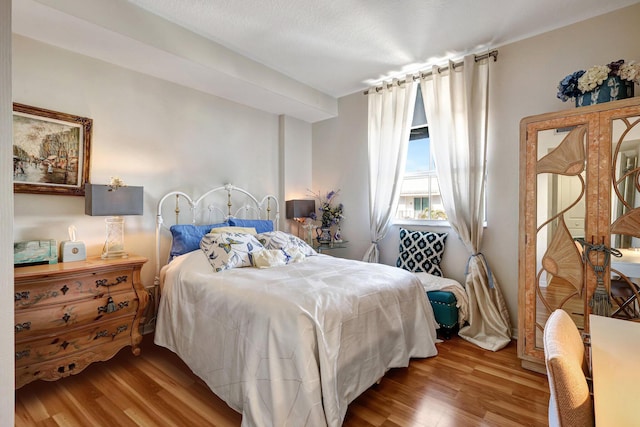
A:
[{"left": 15, "top": 335, "right": 550, "bottom": 427}]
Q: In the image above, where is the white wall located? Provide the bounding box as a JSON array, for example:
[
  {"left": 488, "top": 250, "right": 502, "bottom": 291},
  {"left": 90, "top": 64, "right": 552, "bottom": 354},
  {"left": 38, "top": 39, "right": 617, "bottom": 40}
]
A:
[
  {"left": 279, "top": 114, "right": 312, "bottom": 234},
  {"left": 12, "top": 35, "right": 312, "bottom": 288},
  {"left": 312, "top": 3, "right": 640, "bottom": 328},
  {"left": 1, "top": 0, "right": 14, "bottom": 423},
  {"left": 312, "top": 93, "right": 370, "bottom": 258}
]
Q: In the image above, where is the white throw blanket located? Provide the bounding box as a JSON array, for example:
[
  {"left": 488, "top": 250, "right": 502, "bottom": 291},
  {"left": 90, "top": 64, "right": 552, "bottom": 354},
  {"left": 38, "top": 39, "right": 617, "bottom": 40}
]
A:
[{"left": 414, "top": 272, "right": 469, "bottom": 326}]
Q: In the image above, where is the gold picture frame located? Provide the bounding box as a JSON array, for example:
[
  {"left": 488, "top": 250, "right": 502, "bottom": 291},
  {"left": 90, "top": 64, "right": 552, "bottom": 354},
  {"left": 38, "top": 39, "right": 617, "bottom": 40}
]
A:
[{"left": 13, "top": 103, "right": 92, "bottom": 196}]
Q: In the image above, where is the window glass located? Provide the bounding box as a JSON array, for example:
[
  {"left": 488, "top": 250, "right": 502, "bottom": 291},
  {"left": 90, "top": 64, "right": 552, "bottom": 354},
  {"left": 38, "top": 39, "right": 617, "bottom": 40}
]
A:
[{"left": 396, "top": 87, "right": 447, "bottom": 221}]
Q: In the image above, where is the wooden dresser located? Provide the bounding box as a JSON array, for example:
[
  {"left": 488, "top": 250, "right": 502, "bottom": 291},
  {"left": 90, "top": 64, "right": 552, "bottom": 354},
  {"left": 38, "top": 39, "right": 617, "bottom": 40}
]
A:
[{"left": 14, "top": 255, "right": 148, "bottom": 388}]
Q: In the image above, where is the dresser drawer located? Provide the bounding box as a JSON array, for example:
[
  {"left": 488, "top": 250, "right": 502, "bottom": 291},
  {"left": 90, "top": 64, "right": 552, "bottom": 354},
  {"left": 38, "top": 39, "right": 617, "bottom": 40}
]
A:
[
  {"left": 15, "top": 334, "right": 131, "bottom": 388},
  {"left": 15, "top": 268, "right": 135, "bottom": 311},
  {"left": 15, "top": 291, "right": 138, "bottom": 339},
  {"left": 15, "top": 316, "right": 134, "bottom": 368}
]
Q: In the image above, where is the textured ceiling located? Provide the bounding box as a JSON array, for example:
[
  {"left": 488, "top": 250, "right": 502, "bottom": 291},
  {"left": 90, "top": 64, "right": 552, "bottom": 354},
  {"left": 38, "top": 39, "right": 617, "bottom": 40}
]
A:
[
  {"left": 126, "top": 0, "right": 640, "bottom": 97},
  {"left": 13, "top": 0, "right": 640, "bottom": 122}
]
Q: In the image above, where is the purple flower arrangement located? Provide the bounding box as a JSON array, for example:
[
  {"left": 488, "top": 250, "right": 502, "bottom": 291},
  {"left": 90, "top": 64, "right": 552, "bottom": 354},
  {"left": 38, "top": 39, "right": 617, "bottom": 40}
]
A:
[{"left": 308, "top": 189, "right": 344, "bottom": 228}]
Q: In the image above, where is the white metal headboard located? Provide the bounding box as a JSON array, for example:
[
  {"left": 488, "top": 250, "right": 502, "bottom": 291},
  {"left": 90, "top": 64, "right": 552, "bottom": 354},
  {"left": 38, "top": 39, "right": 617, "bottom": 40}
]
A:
[{"left": 154, "top": 183, "right": 280, "bottom": 284}]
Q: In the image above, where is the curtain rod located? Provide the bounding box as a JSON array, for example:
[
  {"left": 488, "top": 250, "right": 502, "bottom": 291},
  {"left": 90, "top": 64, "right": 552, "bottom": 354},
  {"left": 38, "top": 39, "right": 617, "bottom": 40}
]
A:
[{"left": 363, "top": 49, "right": 498, "bottom": 95}]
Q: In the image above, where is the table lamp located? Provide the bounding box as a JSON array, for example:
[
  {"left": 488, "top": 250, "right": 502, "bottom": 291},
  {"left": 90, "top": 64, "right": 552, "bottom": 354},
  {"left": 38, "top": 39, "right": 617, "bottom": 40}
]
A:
[
  {"left": 286, "top": 199, "right": 315, "bottom": 244},
  {"left": 85, "top": 183, "right": 144, "bottom": 259}
]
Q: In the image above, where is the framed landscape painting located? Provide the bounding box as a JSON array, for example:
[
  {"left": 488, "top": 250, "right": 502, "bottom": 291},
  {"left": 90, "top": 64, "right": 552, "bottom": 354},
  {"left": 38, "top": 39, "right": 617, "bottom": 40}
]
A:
[{"left": 13, "top": 103, "right": 92, "bottom": 196}]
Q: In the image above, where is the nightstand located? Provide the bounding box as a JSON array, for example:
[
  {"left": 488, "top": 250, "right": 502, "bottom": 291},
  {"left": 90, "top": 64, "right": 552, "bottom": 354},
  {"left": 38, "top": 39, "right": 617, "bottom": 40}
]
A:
[
  {"left": 14, "top": 255, "right": 148, "bottom": 388},
  {"left": 314, "top": 240, "right": 349, "bottom": 254}
]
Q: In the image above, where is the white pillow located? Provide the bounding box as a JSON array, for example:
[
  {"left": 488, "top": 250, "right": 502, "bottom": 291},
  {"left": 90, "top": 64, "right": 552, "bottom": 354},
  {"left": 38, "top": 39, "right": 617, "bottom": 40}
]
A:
[
  {"left": 253, "top": 249, "right": 288, "bottom": 268},
  {"left": 257, "top": 231, "right": 317, "bottom": 257},
  {"left": 200, "top": 231, "right": 264, "bottom": 272},
  {"left": 284, "top": 246, "right": 306, "bottom": 264}
]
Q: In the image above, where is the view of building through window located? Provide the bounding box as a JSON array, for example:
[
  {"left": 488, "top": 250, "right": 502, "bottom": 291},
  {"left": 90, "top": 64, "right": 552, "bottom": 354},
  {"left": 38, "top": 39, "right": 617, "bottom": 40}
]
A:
[{"left": 396, "top": 87, "right": 447, "bottom": 221}]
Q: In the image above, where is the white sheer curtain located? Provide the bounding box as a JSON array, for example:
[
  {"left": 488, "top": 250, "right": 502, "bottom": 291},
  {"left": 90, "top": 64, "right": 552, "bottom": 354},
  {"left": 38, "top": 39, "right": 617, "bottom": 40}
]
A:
[
  {"left": 363, "top": 78, "right": 417, "bottom": 263},
  {"left": 420, "top": 55, "right": 511, "bottom": 351}
]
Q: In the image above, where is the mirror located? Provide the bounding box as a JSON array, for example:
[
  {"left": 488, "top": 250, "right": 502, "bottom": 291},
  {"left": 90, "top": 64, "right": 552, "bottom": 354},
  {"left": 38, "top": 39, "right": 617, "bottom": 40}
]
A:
[
  {"left": 611, "top": 116, "right": 640, "bottom": 249},
  {"left": 534, "top": 126, "right": 587, "bottom": 348},
  {"left": 609, "top": 116, "right": 640, "bottom": 321}
]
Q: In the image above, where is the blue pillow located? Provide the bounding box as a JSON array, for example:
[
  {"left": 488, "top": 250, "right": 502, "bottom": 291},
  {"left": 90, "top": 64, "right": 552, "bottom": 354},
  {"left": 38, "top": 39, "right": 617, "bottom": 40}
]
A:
[
  {"left": 228, "top": 218, "right": 274, "bottom": 233},
  {"left": 169, "top": 222, "right": 229, "bottom": 259}
]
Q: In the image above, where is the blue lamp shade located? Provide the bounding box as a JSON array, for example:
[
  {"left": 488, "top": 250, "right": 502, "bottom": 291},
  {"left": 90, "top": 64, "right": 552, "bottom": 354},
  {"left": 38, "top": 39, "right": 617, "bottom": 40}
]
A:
[
  {"left": 85, "top": 184, "right": 144, "bottom": 216},
  {"left": 286, "top": 199, "right": 315, "bottom": 220}
]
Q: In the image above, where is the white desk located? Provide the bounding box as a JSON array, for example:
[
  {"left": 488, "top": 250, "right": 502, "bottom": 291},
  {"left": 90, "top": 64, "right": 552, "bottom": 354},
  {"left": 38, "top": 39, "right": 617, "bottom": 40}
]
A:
[
  {"left": 611, "top": 248, "right": 640, "bottom": 278},
  {"left": 589, "top": 314, "right": 640, "bottom": 426}
]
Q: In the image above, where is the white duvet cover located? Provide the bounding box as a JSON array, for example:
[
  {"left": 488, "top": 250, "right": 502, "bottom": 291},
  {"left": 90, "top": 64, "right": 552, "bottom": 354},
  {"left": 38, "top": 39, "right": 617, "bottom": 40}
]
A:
[{"left": 154, "top": 251, "right": 438, "bottom": 427}]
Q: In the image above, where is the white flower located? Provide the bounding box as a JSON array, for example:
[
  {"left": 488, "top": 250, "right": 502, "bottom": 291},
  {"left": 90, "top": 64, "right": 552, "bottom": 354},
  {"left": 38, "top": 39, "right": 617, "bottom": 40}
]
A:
[
  {"left": 578, "top": 65, "right": 610, "bottom": 92},
  {"left": 109, "top": 176, "right": 125, "bottom": 190},
  {"left": 619, "top": 62, "right": 640, "bottom": 84}
]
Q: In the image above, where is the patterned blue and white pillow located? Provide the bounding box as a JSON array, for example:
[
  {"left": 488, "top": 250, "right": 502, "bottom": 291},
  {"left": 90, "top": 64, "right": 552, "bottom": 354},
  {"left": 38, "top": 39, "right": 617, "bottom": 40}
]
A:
[
  {"left": 200, "top": 232, "right": 265, "bottom": 272},
  {"left": 257, "top": 231, "right": 317, "bottom": 257},
  {"left": 396, "top": 228, "right": 448, "bottom": 276}
]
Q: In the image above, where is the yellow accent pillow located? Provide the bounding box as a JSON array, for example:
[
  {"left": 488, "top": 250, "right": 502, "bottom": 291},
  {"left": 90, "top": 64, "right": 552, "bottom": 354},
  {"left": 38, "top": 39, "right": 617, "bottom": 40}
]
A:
[{"left": 209, "top": 226, "right": 257, "bottom": 235}]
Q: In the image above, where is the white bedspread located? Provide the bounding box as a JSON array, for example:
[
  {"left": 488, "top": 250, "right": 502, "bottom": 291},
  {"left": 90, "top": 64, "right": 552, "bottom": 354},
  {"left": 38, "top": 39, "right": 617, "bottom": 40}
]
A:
[{"left": 154, "top": 251, "right": 438, "bottom": 427}]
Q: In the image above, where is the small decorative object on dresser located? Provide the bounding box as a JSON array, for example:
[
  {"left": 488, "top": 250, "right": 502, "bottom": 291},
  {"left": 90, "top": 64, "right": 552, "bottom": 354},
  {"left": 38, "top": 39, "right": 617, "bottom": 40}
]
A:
[
  {"left": 14, "top": 255, "right": 148, "bottom": 388},
  {"left": 14, "top": 239, "right": 58, "bottom": 266},
  {"left": 59, "top": 225, "right": 86, "bottom": 262}
]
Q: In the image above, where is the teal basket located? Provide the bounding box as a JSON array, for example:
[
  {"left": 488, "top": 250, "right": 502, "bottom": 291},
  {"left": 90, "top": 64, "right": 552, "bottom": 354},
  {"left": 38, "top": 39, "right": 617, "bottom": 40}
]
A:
[{"left": 576, "top": 76, "right": 634, "bottom": 107}]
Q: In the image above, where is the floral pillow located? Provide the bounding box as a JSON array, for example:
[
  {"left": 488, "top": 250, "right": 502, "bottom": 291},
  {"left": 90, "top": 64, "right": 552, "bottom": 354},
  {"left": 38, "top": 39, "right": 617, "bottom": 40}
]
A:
[
  {"left": 396, "top": 228, "right": 448, "bottom": 277},
  {"left": 200, "top": 231, "right": 264, "bottom": 272},
  {"left": 256, "top": 231, "right": 317, "bottom": 257}
]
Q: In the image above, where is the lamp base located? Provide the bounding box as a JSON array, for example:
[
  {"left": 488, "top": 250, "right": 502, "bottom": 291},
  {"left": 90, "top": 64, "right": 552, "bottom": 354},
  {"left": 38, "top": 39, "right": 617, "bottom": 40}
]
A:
[
  {"left": 101, "top": 250, "right": 129, "bottom": 260},
  {"left": 102, "top": 216, "right": 128, "bottom": 259},
  {"left": 302, "top": 222, "right": 316, "bottom": 246}
]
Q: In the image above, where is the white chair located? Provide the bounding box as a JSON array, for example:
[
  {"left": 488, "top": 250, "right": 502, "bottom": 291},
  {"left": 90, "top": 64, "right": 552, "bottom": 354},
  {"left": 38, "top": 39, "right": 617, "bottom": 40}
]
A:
[{"left": 543, "top": 309, "right": 594, "bottom": 427}]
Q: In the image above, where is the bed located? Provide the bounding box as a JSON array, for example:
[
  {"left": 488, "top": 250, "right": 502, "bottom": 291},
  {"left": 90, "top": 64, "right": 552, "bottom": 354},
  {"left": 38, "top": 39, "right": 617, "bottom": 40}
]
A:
[{"left": 152, "top": 184, "right": 439, "bottom": 427}]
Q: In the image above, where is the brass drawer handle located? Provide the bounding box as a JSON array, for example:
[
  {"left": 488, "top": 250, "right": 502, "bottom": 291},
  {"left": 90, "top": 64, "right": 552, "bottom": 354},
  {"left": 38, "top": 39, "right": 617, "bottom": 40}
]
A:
[
  {"left": 15, "top": 349, "right": 30, "bottom": 360},
  {"left": 14, "top": 291, "right": 30, "bottom": 301},
  {"left": 95, "top": 276, "right": 128, "bottom": 288},
  {"left": 15, "top": 322, "right": 31, "bottom": 333},
  {"left": 97, "top": 297, "right": 130, "bottom": 314}
]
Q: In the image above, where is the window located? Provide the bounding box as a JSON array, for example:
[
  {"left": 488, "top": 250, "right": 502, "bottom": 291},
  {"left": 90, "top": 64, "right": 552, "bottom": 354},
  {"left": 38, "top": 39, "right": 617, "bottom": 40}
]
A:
[{"left": 396, "top": 87, "right": 447, "bottom": 221}]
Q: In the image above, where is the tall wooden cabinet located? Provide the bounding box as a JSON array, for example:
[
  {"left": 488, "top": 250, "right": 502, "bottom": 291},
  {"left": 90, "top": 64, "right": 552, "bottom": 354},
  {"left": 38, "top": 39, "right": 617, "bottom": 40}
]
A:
[{"left": 518, "top": 97, "right": 640, "bottom": 372}]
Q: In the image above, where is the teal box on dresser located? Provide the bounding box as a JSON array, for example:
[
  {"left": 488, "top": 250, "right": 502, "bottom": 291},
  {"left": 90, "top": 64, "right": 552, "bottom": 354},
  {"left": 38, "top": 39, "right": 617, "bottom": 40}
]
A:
[
  {"left": 14, "top": 239, "right": 58, "bottom": 267},
  {"left": 426, "top": 290, "right": 458, "bottom": 339}
]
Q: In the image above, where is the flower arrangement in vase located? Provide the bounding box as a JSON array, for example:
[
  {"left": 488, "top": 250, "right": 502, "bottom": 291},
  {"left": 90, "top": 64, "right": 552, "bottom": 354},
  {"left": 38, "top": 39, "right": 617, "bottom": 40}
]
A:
[
  {"left": 308, "top": 189, "right": 344, "bottom": 243},
  {"left": 557, "top": 59, "right": 640, "bottom": 107}
]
